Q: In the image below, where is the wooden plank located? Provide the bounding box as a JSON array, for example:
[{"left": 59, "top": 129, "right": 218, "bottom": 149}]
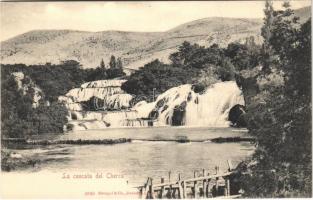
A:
[
  {"left": 153, "top": 181, "right": 179, "bottom": 187},
  {"left": 213, "top": 194, "right": 242, "bottom": 199},
  {"left": 152, "top": 172, "right": 233, "bottom": 187},
  {"left": 181, "top": 172, "right": 233, "bottom": 183}
]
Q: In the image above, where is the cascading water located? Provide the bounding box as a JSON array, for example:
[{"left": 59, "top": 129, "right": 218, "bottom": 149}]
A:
[
  {"left": 59, "top": 79, "right": 143, "bottom": 130},
  {"left": 185, "top": 81, "right": 245, "bottom": 126},
  {"left": 60, "top": 80, "right": 245, "bottom": 130},
  {"left": 134, "top": 81, "right": 245, "bottom": 127},
  {"left": 59, "top": 80, "right": 133, "bottom": 111}
]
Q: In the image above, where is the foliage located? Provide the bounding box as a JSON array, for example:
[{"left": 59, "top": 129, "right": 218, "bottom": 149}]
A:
[
  {"left": 260, "top": 0, "right": 276, "bottom": 74},
  {"left": 109, "top": 55, "right": 116, "bottom": 69},
  {"left": 225, "top": 39, "right": 260, "bottom": 71},
  {"left": 106, "top": 67, "right": 125, "bottom": 79},
  {"left": 1, "top": 56, "right": 126, "bottom": 138},
  {"left": 116, "top": 57, "right": 123, "bottom": 69},
  {"left": 1, "top": 71, "right": 68, "bottom": 138},
  {"left": 240, "top": 1, "right": 311, "bottom": 197},
  {"left": 122, "top": 41, "right": 250, "bottom": 99},
  {"left": 100, "top": 59, "right": 105, "bottom": 68},
  {"left": 122, "top": 59, "right": 195, "bottom": 100}
]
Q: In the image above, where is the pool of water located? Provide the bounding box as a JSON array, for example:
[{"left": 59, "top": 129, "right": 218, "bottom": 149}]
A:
[{"left": 4, "top": 127, "right": 254, "bottom": 186}]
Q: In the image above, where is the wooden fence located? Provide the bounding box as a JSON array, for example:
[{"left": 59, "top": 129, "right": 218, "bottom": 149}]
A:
[{"left": 138, "top": 160, "right": 241, "bottom": 199}]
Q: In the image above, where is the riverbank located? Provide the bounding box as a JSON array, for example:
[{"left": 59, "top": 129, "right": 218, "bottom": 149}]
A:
[{"left": 2, "top": 135, "right": 254, "bottom": 147}]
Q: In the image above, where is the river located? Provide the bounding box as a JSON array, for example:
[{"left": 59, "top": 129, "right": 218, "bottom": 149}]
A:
[{"left": 4, "top": 127, "right": 255, "bottom": 187}]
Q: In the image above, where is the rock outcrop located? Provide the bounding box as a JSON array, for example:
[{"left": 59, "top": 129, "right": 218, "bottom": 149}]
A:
[
  {"left": 12, "top": 72, "right": 43, "bottom": 108},
  {"left": 228, "top": 104, "right": 247, "bottom": 127}
]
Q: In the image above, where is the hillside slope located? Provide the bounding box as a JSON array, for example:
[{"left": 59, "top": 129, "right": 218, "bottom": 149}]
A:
[{"left": 0, "top": 6, "right": 310, "bottom": 70}]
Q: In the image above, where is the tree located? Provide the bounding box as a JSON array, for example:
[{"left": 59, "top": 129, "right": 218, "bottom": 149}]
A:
[
  {"left": 260, "top": 0, "right": 276, "bottom": 74},
  {"left": 121, "top": 59, "right": 193, "bottom": 101},
  {"left": 1, "top": 70, "right": 69, "bottom": 138},
  {"left": 240, "top": 2, "right": 311, "bottom": 197},
  {"left": 226, "top": 41, "right": 260, "bottom": 71},
  {"left": 109, "top": 55, "right": 116, "bottom": 69},
  {"left": 100, "top": 58, "right": 105, "bottom": 69},
  {"left": 99, "top": 59, "right": 107, "bottom": 78},
  {"left": 116, "top": 57, "right": 123, "bottom": 69}
]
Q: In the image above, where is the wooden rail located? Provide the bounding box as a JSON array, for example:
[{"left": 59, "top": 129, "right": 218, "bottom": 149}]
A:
[{"left": 138, "top": 160, "right": 240, "bottom": 199}]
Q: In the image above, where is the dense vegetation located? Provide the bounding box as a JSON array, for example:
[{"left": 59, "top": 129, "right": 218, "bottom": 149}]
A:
[
  {"left": 122, "top": 41, "right": 259, "bottom": 101},
  {"left": 1, "top": 55, "right": 125, "bottom": 138},
  {"left": 237, "top": 2, "right": 311, "bottom": 197},
  {"left": 1, "top": 73, "right": 68, "bottom": 138}
]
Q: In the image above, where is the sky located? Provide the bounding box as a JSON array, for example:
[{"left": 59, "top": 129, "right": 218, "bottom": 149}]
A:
[{"left": 0, "top": 1, "right": 311, "bottom": 41}]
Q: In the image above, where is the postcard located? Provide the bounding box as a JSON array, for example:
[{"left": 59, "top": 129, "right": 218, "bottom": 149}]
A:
[{"left": 0, "top": 0, "right": 311, "bottom": 199}]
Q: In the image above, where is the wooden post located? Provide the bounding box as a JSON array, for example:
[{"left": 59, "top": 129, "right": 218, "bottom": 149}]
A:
[
  {"left": 207, "top": 178, "right": 211, "bottom": 198},
  {"left": 172, "top": 187, "right": 176, "bottom": 198},
  {"left": 149, "top": 178, "right": 155, "bottom": 199},
  {"left": 183, "top": 181, "right": 187, "bottom": 199},
  {"left": 142, "top": 178, "right": 150, "bottom": 199},
  {"left": 224, "top": 177, "right": 228, "bottom": 197},
  {"left": 139, "top": 187, "right": 143, "bottom": 199},
  {"left": 227, "top": 160, "right": 234, "bottom": 172},
  {"left": 206, "top": 173, "right": 210, "bottom": 197},
  {"left": 202, "top": 169, "right": 207, "bottom": 198},
  {"left": 225, "top": 177, "right": 230, "bottom": 196},
  {"left": 215, "top": 176, "right": 219, "bottom": 197},
  {"left": 178, "top": 173, "right": 184, "bottom": 199},
  {"left": 160, "top": 177, "right": 165, "bottom": 198},
  {"left": 194, "top": 171, "right": 198, "bottom": 198},
  {"left": 215, "top": 166, "right": 219, "bottom": 175},
  {"left": 168, "top": 171, "right": 172, "bottom": 198},
  {"left": 168, "top": 171, "right": 171, "bottom": 183}
]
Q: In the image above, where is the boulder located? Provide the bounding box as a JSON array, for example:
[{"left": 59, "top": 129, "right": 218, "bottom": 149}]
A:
[
  {"left": 171, "top": 101, "right": 187, "bottom": 126},
  {"left": 228, "top": 104, "right": 247, "bottom": 127}
]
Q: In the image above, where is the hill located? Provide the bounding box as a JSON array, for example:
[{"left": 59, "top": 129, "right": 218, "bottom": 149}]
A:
[{"left": 0, "top": 6, "right": 310, "bottom": 70}]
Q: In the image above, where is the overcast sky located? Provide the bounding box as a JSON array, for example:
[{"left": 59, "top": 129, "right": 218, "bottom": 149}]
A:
[{"left": 0, "top": 1, "right": 311, "bottom": 41}]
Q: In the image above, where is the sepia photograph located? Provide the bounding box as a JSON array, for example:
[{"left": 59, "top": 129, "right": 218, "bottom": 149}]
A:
[{"left": 0, "top": 0, "right": 311, "bottom": 198}]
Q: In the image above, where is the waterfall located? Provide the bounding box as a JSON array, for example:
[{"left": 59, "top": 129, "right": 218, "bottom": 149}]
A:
[
  {"left": 66, "top": 87, "right": 124, "bottom": 102},
  {"left": 134, "top": 81, "right": 245, "bottom": 127},
  {"left": 62, "top": 80, "right": 245, "bottom": 130},
  {"left": 185, "top": 82, "right": 245, "bottom": 126},
  {"left": 59, "top": 79, "right": 133, "bottom": 111},
  {"left": 68, "top": 110, "right": 145, "bottom": 130}
]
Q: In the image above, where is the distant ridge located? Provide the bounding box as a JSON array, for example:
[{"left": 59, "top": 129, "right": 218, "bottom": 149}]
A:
[{"left": 1, "top": 6, "right": 310, "bottom": 70}]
